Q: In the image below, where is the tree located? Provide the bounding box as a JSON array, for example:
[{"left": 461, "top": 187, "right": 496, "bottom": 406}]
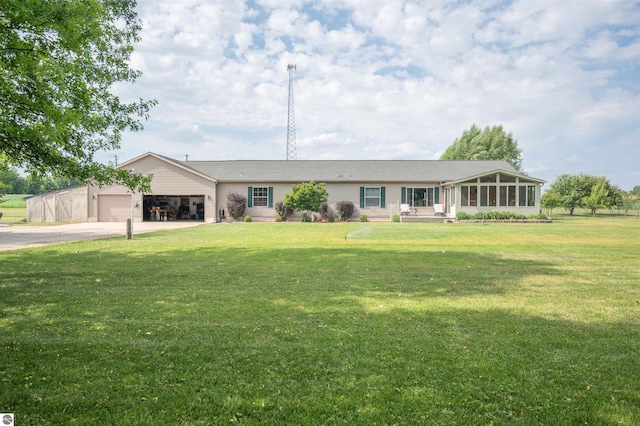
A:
[
  {"left": 540, "top": 190, "right": 562, "bottom": 214},
  {"left": 440, "top": 124, "right": 523, "bottom": 171},
  {"left": 283, "top": 181, "right": 329, "bottom": 216},
  {"left": 582, "top": 181, "right": 610, "bottom": 216},
  {"left": 545, "top": 174, "right": 620, "bottom": 215},
  {"left": 0, "top": 0, "right": 155, "bottom": 192}
]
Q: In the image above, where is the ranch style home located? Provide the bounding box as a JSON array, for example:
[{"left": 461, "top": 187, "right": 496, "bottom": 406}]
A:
[{"left": 26, "top": 152, "right": 545, "bottom": 223}]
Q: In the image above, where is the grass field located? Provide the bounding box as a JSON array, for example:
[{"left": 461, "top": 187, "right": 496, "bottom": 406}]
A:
[
  {"left": 0, "top": 194, "right": 28, "bottom": 224},
  {"left": 1, "top": 220, "right": 639, "bottom": 424}
]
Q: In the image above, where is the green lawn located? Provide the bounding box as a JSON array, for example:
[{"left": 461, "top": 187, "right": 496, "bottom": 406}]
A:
[
  {"left": 1, "top": 220, "right": 639, "bottom": 424},
  {"left": 0, "top": 194, "right": 28, "bottom": 224}
]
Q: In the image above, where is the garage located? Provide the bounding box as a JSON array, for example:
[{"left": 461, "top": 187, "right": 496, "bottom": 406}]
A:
[
  {"left": 98, "top": 194, "right": 132, "bottom": 222},
  {"left": 143, "top": 195, "right": 205, "bottom": 221}
]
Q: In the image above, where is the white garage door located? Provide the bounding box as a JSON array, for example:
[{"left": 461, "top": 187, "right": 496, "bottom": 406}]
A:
[{"left": 98, "top": 195, "right": 131, "bottom": 222}]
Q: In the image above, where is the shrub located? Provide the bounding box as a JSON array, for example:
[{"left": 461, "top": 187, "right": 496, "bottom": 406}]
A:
[
  {"left": 301, "top": 214, "right": 312, "bottom": 222},
  {"left": 319, "top": 202, "right": 330, "bottom": 220},
  {"left": 328, "top": 215, "right": 335, "bottom": 223},
  {"left": 243, "top": 215, "right": 252, "bottom": 222},
  {"left": 456, "top": 212, "right": 472, "bottom": 220},
  {"left": 391, "top": 214, "right": 400, "bottom": 222},
  {"left": 335, "top": 201, "right": 354, "bottom": 221},
  {"left": 528, "top": 213, "right": 549, "bottom": 220},
  {"left": 275, "top": 216, "right": 282, "bottom": 222},
  {"left": 226, "top": 192, "right": 246, "bottom": 220},
  {"left": 474, "top": 212, "right": 485, "bottom": 220},
  {"left": 275, "top": 201, "right": 294, "bottom": 221},
  {"left": 283, "top": 181, "right": 329, "bottom": 215},
  {"left": 359, "top": 214, "right": 368, "bottom": 222}
]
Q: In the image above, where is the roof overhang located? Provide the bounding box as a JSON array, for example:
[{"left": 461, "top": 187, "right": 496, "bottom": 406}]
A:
[
  {"left": 116, "top": 152, "right": 217, "bottom": 184},
  {"left": 442, "top": 169, "right": 546, "bottom": 186}
]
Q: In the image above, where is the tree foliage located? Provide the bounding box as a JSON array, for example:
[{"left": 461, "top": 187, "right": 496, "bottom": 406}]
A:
[
  {"left": 0, "top": 166, "right": 79, "bottom": 194},
  {"left": 440, "top": 124, "right": 523, "bottom": 171},
  {"left": 283, "top": 181, "right": 329, "bottom": 214},
  {"left": 0, "top": 0, "right": 155, "bottom": 191},
  {"left": 582, "top": 181, "right": 610, "bottom": 216},
  {"left": 544, "top": 174, "right": 622, "bottom": 215}
]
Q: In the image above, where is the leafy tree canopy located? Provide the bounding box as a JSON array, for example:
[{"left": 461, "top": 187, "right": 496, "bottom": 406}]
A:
[
  {"left": 440, "top": 124, "right": 523, "bottom": 171},
  {"left": 283, "top": 181, "right": 329, "bottom": 214},
  {"left": 0, "top": 0, "right": 155, "bottom": 192},
  {"left": 544, "top": 174, "right": 623, "bottom": 215}
]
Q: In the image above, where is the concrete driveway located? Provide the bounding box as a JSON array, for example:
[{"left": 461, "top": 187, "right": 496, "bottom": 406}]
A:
[{"left": 0, "top": 221, "right": 204, "bottom": 251}]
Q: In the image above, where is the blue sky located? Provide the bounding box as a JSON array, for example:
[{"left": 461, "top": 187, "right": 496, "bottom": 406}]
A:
[{"left": 108, "top": 0, "right": 640, "bottom": 190}]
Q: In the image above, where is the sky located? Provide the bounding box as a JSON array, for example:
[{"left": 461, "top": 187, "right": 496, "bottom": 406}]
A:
[{"left": 106, "top": 0, "right": 640, "bottom": 191}]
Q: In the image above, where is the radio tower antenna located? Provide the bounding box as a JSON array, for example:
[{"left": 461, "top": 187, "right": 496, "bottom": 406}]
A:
[{"left": 286, "top": 64, "right": 297, "bottom": 160}]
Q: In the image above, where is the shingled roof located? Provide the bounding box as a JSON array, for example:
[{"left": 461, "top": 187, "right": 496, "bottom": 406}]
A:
[{"left": 177, "top": 159, "right": 524, "bottom": 183}]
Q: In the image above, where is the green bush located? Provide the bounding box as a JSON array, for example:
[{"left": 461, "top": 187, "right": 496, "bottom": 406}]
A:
[
  {"left": 528, "top": 213, "right": 549, "bottom": 220},
  {"left": 335, "top": 201, "right": 354, "bottom": 221},
  {"left": 275, "top": 216, "right": 282, "bottom": 222},
  {"left": 301, "top": 214, "right": 312, "bottom": 222},
  {"left": 328, "top": 215, "right": 335, "bottom": 223},
  {"left": 457, "top": 211, "right": 544, "bottom": 221},
  {"left": 391, "top": 214, "right": 400, "bottom": 222},
  {"left": 243, "top": 215, "right": 252, "bottom": 222},
  {"left": 359, "top": 214, "right": 368, "bottom": 222}
]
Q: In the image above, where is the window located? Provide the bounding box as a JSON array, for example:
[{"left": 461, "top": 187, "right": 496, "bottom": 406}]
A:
[
  {"left": 518, "top": 185, "right": 536, "bottom": 207},
  {"left": 248, "top": 186, "right": 273, "bottom": 208},
  {"left": 405, "top": 187, "right": 438, "bottom": 207},
  {"left": 252, "top": 187, "right": 269, "bottom": 207},
  {"left": 406, "top": 187, "right": 426, "bottom": 207},
  {"left": 460, "top": 185, "right": 477, "bottom": 207},
  {"left": 469, "top": 185, "right": 477, "bottom": 206},
  {"left": 499, "top": 185, "right": 516, "bottom": 207},
  {"left": 365, "top": 187, "right": 380, "bottom": 207},
  {"left": 527, "top": 185, "right": 536, "bottom": 207}
]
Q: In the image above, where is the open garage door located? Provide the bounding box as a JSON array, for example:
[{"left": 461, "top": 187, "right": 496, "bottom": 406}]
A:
[
  {"left": 143, "top": 195, "right": 204, "bottom": 221},
  {"left": 98, "top": 195, "right": 131, "bottom": 222}
]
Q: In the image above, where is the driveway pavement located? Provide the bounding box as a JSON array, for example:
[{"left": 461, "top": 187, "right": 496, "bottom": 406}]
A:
[{"left": 0, "top": 221, "right": 204, "bottom": 251}]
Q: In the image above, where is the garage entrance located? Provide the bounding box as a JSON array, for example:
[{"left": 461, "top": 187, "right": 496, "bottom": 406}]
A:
[
  {"left": 98, "top": 195, "right": 131, "bottom": 222},
  {"left": 143, "top": 195, "right": 205, "bottom": 222}
]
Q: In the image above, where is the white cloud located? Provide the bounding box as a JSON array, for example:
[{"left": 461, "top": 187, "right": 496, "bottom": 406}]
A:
[{"left": 106, "top": 0, "right": 640, "bottom": 190}]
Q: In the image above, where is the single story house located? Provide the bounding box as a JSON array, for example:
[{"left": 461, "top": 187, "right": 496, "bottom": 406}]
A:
[{"left": 26, "top": 152, "right": 545, "bottom": 223}]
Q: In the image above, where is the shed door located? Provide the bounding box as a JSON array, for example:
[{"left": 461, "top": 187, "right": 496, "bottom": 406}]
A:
[{"left": 98, "top": 195, "right": 131, "bottom": 222}]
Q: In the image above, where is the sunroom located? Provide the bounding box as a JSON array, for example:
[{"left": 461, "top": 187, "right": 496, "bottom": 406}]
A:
[{"left": 445, "top": 171, "right": 545, "bottom": 217}]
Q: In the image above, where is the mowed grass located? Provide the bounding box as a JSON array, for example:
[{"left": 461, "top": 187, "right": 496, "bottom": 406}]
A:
[
  {"left": 1, "top": 194, "right": 28, "bottom": 224},
  {"left": 1, "top": 220, "right": 639, "bottom": 425}
]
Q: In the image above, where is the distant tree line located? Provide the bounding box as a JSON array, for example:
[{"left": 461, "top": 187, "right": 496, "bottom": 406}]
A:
[
  {"left": 0, "top": 167, "right": 79, "bottom": 195},
  {"left": 542, "top": 174, "right": 639, "bottom": 216}
]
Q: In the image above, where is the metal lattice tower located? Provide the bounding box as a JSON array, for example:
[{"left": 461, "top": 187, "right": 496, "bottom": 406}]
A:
[{"left": 286, "top": 64, "right": 297, "bottom": 160}]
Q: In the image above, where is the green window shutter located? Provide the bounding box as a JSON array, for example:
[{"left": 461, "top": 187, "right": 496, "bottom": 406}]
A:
[
  {"left": 434, "top": 187, "right": 440, "bottom": 204},
  {"left": 360, "top": 187, "right": 365, "bottom": 208},
  {"left": 401, "top": 187, "right": 406, "bottom": 204},
  {"left": 268, "top": 187, "right": 273, "bottom": 208},
  {"left": 380, "top": 186, "right": 386, "bottom": 208},
  {"left": 247, "top": 186, "right": 253, "bottom": 208}
]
